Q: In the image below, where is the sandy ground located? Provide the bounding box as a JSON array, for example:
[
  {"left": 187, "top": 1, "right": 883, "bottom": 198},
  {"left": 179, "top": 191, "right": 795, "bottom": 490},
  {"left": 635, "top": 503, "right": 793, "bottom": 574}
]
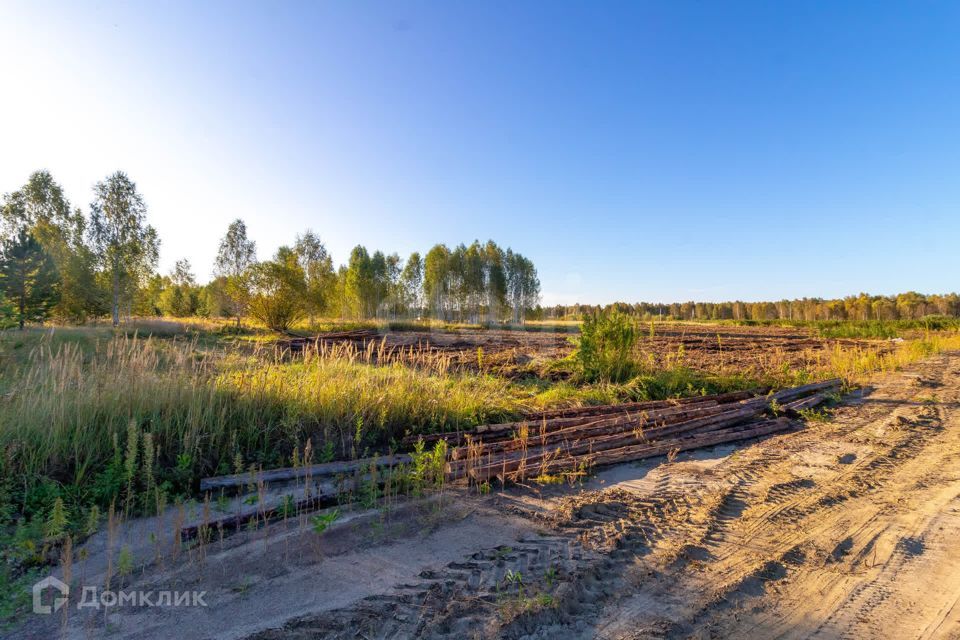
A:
[{"left": 16, "top": 352, "right": 960, "bottom": 639}]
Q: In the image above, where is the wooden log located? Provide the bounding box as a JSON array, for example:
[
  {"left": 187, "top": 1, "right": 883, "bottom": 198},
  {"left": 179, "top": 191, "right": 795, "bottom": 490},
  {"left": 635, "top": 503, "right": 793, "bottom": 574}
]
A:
[
  {"left": 199, "top": 453, "right": 411, "bottom": 492},
  {"left": 444, "top": 401, "right": 747, "bottom": 456},
  {"left": 523, "top": 389, "right": 761, "bottom": 420},
  {"left": 456, "top": 381, "right": 839, "bottom": 479},
  {"left": 537, "top": 381, "right": 837, "bottom": 462},
  {"left": 560, "top": 417, "right": 798, "bottom": 472},
  {"left": 458, "top": 400, "right": 771, "bottom": 479},
  {"left": 445, "top": 382, "right": 823, "bottom": 462},
  {"left": 770, "top": 379, "right": 840, "bottom": 401},
  {"left": 180, "top": 489, "right": 341, "bottom": 541},
  {"left": 407, "top": 384, "right": 831, "bottom": 448},
  {"left": 410, "top": 396, "right": 749, "bottom": 449},
  {"left": 784, "top": 392, "right": 831, "bottom": 413},
  {"left": 201, "top": 381, "right": 839, "bottom": 493},
  {"left": 468, "top": 417, "right": 798, "bottom": 481}
]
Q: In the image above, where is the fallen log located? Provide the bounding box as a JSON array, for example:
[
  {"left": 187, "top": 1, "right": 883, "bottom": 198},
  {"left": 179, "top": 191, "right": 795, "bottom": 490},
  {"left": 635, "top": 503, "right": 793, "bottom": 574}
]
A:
[
  {"left": 522, "top": 389, "right": 762, "bottom": 421},
  {"left": 180, "top": 489, "right": 341, "bottom": 542},
  {"left": 408, "top": 395, "right": 750, "bottom": 449},
  {"left": 444, "top": 401, "right": 753, "bottom": 457},
  {"left": 770, "top": 378, "right": 841, "bottom": 401},
  {"left": 445, "top": 381, "right": 838, "bottom": 463},
  {"left": 199, "top": 380, "right": 840, "bottom": 498},
  {"left": 468, "top": 417, "right": 798, "bottom": 481},
  {"left": 783, "top": 392, "right": 833, "bottom": 413},
  {"left": 454, "top": 382, "right": 839, "bottom": 479},
  {"left": 455, "top": 401, "right": 769, "bottom": 479},
  {"left": 200, "top": 453, "right": 411, "bottom": 492},
  {"left": 407, "top": 383, "right": 831, "bottom": 448}
]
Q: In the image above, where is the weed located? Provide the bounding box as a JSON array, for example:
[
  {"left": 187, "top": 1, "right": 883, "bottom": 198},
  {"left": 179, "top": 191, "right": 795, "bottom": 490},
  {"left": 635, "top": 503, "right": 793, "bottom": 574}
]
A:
[
  {"left": 504, "top": 569, "right": 524, "bottom": 599},
  {"left": 44, "top": 497, "right": 68, "bottom": 541},
  {"left": 544, "top": 566, "right": 558, "bottom": 589},
  {"left": 116, "top": 546, "right": 133, "bottom": 586},
  {"left": 310, "top": 509, "right": 340, "bottom": 534},
  {"left": 799, "top": 407, "right": 832, "bottom": 422}
]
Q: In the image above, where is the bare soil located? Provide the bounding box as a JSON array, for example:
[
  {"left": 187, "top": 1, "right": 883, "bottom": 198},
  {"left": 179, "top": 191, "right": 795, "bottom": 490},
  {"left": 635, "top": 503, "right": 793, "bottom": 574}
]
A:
[
  {"left": 18, "top": 351, "right": 960, "bottom": 639},
  {"left": 305, "top": 323, "right": 891, "bottom": 379}
]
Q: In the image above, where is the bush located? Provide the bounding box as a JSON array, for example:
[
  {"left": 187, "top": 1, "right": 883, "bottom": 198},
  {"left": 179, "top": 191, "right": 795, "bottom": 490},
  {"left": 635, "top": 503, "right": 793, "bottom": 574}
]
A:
[
  {"left": 248, "top": 248, "right": 308, "bottom": 331},
  {"left": 574, "top": 309, "right": 639, "bottom": 383}
]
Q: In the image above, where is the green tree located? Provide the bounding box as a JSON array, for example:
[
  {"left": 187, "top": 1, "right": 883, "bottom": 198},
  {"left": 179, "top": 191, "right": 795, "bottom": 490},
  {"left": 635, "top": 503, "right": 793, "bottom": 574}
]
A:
[
  {"left": 504, "top": 250, "right": 540, "bottom": 324},
  {"left": 423, "top": 244, "right": 451, "bottom": 320},
  {"left": 135, "top": 273, "right": 168, "bottom": 316},
  {"left": 248, "top": 246, "right": 307, "bottom": 331},
  {"left": 344, "top": 245, "right": 374, "bottom": 318},
  {"left": 483, "top": 240, "right": 507, "bottom": 322},
  {"left": 214, "top": 219, "right": 257, "bottom": 327},
  {"left": 0, "top": 229, "right": 60, "bottom": 329},
  {"left": 575, "top": 309, "right": 639, "bottom": 383},
  {"left": 384, "top": 252, "right": 402, "bottom": 316},
  {"left": 1, "top": 171, "right": 101, "bottom": 321},
  {"left": 159, "top": 259, "right": 198, "bottom": 317},
  {"left": 89, "top": 172, "right": 159, "bottom": 326},
  {"left": 400, "top": 252, "right": 423, "bottom": 317},
  {"left": 200, "top": 276, "right": 232, "bottom": 318},
  {"left": 0, "top": 292, "right": 13, "bottom": 328},
  {"left": 294, "top": 230, "right": 335, "bottom": 322}
]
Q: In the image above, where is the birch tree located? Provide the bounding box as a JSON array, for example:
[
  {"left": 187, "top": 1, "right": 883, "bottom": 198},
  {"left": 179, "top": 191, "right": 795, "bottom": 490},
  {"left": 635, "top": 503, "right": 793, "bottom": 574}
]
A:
[{"left": 88, "top": 172, "right": 159, "bottom": 326}]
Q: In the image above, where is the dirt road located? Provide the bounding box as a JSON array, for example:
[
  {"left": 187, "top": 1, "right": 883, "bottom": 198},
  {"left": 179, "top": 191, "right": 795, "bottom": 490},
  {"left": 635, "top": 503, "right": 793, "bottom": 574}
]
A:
[{"left": 22, "top": 352, "right": 960, "bottom": 639}]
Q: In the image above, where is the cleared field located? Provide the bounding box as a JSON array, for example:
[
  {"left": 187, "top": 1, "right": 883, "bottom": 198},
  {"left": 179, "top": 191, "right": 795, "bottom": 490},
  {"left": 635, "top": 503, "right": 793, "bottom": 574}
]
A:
[
  {"left": 2, "top": 319, "right": 958, "bottom": 637},
  {"left": 280, "top": 322, "right": 895, "bottom": 380}
]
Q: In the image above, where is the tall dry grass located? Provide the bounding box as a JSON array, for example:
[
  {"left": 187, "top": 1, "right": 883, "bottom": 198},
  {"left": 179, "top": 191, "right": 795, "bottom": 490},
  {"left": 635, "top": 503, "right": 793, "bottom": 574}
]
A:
[
  {"left": 824, "top": 332, "right": 960, "bottom": 383},
  {"left": 0, "top": 334, "right": 522, "bottom": 494},
  {"left": 2, "top": 326, "right": 957, "bottom": 514}
]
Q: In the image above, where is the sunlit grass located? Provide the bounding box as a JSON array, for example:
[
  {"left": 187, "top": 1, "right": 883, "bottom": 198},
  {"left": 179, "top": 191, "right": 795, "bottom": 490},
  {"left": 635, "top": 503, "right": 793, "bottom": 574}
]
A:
[{"left": 1, "top": 322, "right": 958, "bottom": 524}]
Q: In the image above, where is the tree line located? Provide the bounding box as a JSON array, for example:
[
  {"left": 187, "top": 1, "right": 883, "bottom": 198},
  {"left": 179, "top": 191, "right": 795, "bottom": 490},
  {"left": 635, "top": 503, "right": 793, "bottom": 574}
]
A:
[
  {"left": 539, "top": 292, "right": 960, "bottom": 323},
  {"left": 0, "top": 170, "right": 540, "bottom": 330}
]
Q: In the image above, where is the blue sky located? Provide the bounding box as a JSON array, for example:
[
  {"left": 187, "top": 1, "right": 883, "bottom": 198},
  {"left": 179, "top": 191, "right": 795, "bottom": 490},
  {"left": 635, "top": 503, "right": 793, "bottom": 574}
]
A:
[{"left": 1, "top": 1, "right": 958, "bottom": 305}]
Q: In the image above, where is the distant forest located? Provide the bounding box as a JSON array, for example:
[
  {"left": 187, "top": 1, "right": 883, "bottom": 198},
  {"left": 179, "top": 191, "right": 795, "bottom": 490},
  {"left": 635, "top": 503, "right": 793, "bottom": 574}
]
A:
[
  {"left": 539, "top": 293, "right": 960, "bottom": 323},
  {"left": 2, "top": 170, "right": 957, "bottom": 331}
]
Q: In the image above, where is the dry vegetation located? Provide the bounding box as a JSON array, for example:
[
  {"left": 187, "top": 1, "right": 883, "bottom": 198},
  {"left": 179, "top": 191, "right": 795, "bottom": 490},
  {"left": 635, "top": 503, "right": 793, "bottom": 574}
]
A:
[{"left": 1, "top": 315, "right": 960, "bottom": 630}]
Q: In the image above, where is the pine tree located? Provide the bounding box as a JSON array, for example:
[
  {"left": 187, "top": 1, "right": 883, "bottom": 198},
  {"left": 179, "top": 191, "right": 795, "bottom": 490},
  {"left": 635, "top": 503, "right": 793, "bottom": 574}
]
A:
[{"left": 0, "top": 229, "right": 60, "bottom": 329}]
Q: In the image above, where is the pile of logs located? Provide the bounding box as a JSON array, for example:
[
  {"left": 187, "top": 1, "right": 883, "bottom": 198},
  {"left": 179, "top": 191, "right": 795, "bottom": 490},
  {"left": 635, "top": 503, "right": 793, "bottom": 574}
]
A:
[
  {"left": 280, "top": 328, "right": 381, "bottom": 352},
  {"left": 434, "top": 379, "right": 839, "bottom": 481},
  {"left": 187, "top": 380, "right": 840, "bottom": 540}
]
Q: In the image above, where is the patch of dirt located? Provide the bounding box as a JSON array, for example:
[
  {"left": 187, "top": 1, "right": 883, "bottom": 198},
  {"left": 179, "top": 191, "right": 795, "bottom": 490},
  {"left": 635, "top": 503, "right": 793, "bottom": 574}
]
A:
[{"left": 294, "top": 322, "right": 892, "bottom": 379}]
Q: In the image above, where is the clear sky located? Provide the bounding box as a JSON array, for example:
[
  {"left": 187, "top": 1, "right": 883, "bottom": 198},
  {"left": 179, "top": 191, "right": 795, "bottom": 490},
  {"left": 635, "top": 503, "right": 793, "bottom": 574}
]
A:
[{"left": 1, "top": 1, "right": 958, "bottom": 305}]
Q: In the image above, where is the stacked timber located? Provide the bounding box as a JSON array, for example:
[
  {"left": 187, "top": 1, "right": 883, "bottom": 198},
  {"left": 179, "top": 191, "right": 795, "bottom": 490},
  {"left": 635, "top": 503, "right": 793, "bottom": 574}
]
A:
[
  {"left": 280, "top": 328, "right": 381, "bottom": 352},
  {"left": 444, "top": 379, "right": 840, "bottom": 481},
  {"left": 188, "top": 379, "right": 840, "bottom": 540}
]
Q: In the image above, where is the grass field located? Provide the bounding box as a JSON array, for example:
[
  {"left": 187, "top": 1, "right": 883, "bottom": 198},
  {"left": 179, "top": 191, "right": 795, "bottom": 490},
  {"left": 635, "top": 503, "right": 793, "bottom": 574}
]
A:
[{"left": 1, "top": 315, "right": 959, "bottom": 623}]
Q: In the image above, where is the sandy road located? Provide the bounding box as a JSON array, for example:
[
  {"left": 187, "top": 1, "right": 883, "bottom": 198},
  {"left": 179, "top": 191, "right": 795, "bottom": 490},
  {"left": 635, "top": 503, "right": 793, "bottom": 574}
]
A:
[
  {"left": 579, "top": 352, "right": 960, "bottom": 639},
  {"left": 17, "top": 352, "right": 960, "bottom": 640}
]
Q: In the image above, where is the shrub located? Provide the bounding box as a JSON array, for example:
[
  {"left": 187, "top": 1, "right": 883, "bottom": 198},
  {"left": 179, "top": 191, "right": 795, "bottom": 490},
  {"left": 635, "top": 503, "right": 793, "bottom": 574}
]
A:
[{"left": 574, "top": 309, "right": 639, "bottom": 383}]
